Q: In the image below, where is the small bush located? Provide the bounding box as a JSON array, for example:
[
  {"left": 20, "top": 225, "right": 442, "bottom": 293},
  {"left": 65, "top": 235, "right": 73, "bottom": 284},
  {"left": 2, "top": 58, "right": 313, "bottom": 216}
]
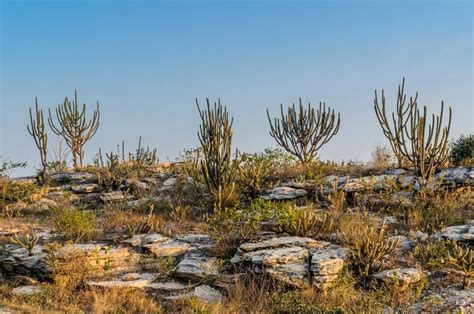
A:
[
  {"left": 412, "top": 239, "right": 454, "bottom": 270},
  {"left": 370, "top": 144, "right": 395, "bottom": 171},
  {"left": 51, "top": 206, "right": 97, "bottom": 242},
  {"left": 449, "top": 134, "right": 473, "bottom": 166}
]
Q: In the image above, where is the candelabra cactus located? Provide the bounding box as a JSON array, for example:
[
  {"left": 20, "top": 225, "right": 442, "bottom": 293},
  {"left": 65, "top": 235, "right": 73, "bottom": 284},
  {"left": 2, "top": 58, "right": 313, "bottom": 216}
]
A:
[{"left": 27, "top": 99, "right": 48, "bottom": 180}]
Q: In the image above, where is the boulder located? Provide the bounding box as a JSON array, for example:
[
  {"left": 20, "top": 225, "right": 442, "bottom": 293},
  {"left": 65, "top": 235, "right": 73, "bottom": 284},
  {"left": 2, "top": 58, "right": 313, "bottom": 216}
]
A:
[
  {"left": 11, "top": 285, "right": 42, "bottom": 297},
  {"left": 50, "top": 172, "right": 98, "bottom": 185},
  {"left": 438, "top": 222, "right": 474, "bottom": 243},
  {"left": 239, "top": 236, "right": 327, "bottom": 252}
]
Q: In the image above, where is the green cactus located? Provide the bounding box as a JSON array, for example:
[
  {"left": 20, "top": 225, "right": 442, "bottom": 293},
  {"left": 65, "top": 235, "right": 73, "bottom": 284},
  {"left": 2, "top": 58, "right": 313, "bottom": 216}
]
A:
[
  {"left": 267, "top": 98, "right": 341, "bottom": 166},
  {"left": 10, "top": 233, "right": 39, "bottom": 256},
  {"left": 196, "top": 98, "right": 239, "bottom": 210},
  {"left": 446, "top": 241, "right": 473, "bottom": 289},
  {"left": 27, "top": 99, "right": 48, "bottom": 180},
  {"left": 374, "top": 78, "right": 452, "bottom": 182},
  {"left": 48, "top": 90, "right": 100, "bottom": 169}
]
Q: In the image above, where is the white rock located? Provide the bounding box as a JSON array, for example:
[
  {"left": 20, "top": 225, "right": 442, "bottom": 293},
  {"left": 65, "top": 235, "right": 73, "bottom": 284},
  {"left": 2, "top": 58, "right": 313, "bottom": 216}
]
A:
[
  {"left": 11, "top": 285, "right": 42, "bottom": 296},
  {"left": 263, "top": 186, "right": 307, "bottom": 200},
  {"left": 173, "top": 254, "right": 220, "bottom": 281},
  {"left": 373, "top": 268, "right": 425, "bottom": 286},
  {"left": 239, "top": 236, "right": 327, "bottom": 252}
]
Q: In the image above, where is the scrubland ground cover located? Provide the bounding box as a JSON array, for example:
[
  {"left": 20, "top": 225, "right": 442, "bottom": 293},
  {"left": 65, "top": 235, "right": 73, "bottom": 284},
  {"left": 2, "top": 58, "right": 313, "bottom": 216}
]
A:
[{"left": 0, "top": 81, "right": 473, "bottom": 313}]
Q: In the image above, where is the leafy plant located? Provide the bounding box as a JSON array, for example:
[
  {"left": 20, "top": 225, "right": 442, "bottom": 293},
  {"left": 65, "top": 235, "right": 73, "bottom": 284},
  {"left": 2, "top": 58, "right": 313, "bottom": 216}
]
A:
[
  {"left": 449, "top": 134, "right": 473, "bottom": 166},
  {"left": 238, "top": 152, "right": 277, "bottom": 198}
]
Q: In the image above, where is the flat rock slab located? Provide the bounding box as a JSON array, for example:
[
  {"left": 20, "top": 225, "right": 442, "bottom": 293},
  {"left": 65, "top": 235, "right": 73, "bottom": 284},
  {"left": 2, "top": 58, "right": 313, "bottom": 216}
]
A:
[
  {"left": 173, "top": 254, "right": 220, "bottom": 281},
  {"left": 11, "top": 285, "right": 42, "bottom": 297},
  {"left": 88, "top": 273, "right": 156, "bottom": 289},
  {"left": 438, "top": 222, "right": 474, "bottom": 242},
  {"left": 145, "top": 239, "right": 191, "bottom": 257},
  {"left": 239, "top": 236, "right": 328, "bottom": 252},
  {"left": 147, "top": 281, "right": 193, "bottom": 292},
  {"left": 373, "top": 268, "right": 425, "bottom": 286},
  {"left": 310, "top": 245, "right": 347, "bottom": 276},
  {"left": 263, "top": 187, "right": 307, "bottom": 200},
  {"left": 50, "top": 172, "right": 98, "bottom": 185},
  {"left": 71, "top": 183, "right": 100, "bottom": 194},
  {"left": 166, "top": 285, "right": 223, "bottom": 304}
]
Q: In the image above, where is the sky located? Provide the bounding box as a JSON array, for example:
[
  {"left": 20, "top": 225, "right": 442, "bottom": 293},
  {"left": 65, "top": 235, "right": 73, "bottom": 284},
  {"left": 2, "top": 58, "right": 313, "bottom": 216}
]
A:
[{"left": 1, "top": 0, "right": 472, "bottom": 176}]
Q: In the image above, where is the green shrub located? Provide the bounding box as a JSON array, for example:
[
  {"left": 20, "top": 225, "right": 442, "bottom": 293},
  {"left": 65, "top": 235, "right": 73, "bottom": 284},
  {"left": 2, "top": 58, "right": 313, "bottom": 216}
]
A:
[
  {"left": 449, "top": 134, "right": 473, "bottom": 166},
  {"left": 412, "top": 240, "right": 454, "bottom": 270},
  {"left": 51, "top": 206, "right": 97, "bottom": 242}
]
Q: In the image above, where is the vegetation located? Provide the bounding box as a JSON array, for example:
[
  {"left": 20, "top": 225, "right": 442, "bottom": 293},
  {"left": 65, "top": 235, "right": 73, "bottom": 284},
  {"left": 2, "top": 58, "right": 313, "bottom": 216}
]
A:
[
  {"left": 10, "top": 232, "right": 39, "bottom": 256},
  {"left": 374, "top": 78, "right": 452, "bottom": 181},
  {"left": 267, "top": 98, "right": 341, "bottom": 166},
  {"left": 449, "top": 134, "right": 473, "bottom": 166},
  {"left": 446, "top": 242, "right": 473, "bottom": 289},
  {"left": 27, "top": 99, "right": 49, "bottom": 181},
  {"left": 48, "top": 90, "right": 100, "bottom": 169},
  {"left": 51, "top": 206, "right": 97, "bottom": 243},
  {"left": 197, "top": 98, "right": 239, "bottom": 210}
]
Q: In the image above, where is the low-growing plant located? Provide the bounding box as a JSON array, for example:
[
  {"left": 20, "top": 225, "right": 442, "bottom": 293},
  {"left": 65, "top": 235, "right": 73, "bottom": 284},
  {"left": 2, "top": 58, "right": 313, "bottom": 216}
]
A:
[
  {"left": 411, "top": 239, "right": 454, "bottom": 270},
  {"left": 51, "top": 206, "right": 97, "bottom": 243},
  {"left": 342, "top": 220, "right": 399, "bottom": 286},
  {"left": 238, "top": 152, "right": 277, "bottom": 198},
  {"left": 273, "top": 204, "right": 323, "bottom": 237}
]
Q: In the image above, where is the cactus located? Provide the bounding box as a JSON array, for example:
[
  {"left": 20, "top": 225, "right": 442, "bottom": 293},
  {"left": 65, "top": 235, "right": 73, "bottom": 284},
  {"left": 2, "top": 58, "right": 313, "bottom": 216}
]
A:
[
  {"left": 196, "top": 98, "right": 239, "bottom": 210},
  {"left": 267, "top": 98, "right": 340, "bottom": 166},
  {"left": 27, "top": 99, "right": 48, "bottom": 180},
  {"left": 374, "top": 79, "right": 452, "bottom": 181},
  {"left": 342, "top": 220, "right": 399, "bottom": 285},
  {"left": 10, "top": 233, "right": 39, "bottom": 256},
  {"left": 446, "top": 242, "right": 473, "bottom": 289},
  {"left": 48, "top": 90, "right": 100, "bottom": 169},
  {"left": 238, "top": 152, "right": 275, "bottom": 198}
]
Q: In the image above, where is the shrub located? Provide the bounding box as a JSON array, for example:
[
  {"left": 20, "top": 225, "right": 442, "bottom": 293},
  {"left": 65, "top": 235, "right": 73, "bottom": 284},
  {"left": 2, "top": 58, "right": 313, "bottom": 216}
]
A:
[
  {"left": 449, "top": 134, "right": 473, "bottom": 166},
  {"left": 446, "top": 241, "right": 473, "bottom": 289},
  {"left": 370, "top": 144, "right": 395, "bottom": 171},
  {"left": 273, "top": 204, "right": 323, "bottom": 237},
  {"left": 238, "top": 152, "right": 278, "bottom": 198},
  {"left": 51, "top": 206, "right": 97, "bottom": 242}
]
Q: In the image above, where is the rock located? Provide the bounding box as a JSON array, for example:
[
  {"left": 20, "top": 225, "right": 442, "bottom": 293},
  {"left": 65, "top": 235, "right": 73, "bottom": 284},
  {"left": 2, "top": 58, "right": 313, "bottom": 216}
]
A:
[
  {"left": 25, "top": 198, "right": 57, "bottom": 213},
  {"left": 124, "top": 179, "right": 148, "bottom": 190},
  {"left": 166, "top": 285, "right": 223, "bottom": 304},
  {"left": 310, "top": 245, "right": 347, "bottom": 289},
  {"left": 436, "top": 167, "right": 473, "bottom": 186},
  {"left": 1, "top": 245, "right": 48, "bottom": 280},
  {"left": 123, "top": 233, "right": 170, "bottom": 246},
  {"left": 70, "top": 183, "right": 100, "bottom": 194},
  {"left": 438, "top": 222, "right": 474, "bottom": 242},
  {"left": 389, "top": 236, "right": 414, "bottom": 251},
  {"left": 145, "top": 239, "right": 191, "bottom": 257},
  {"left": 162, "top": 176, "right": 177, "bottom": 187},
  {"left": 262, "top": 186, "right": 307, "bottom": 200},
  {"left": 176, "top": 233, "right": 215, "bottom": 251},
  {"left": 415, "top": 231, "right": 428, "bottom": 242},
  {"left": 373, "top": 268, "right": 425, "bottom": 286},
  {"left": 147, "top": 281, "right": 192, "bottom": 292},
  {"left": 11, "top": 285, "right": 42, "bottom": 296},
  {"left": 88, "top": 273, "right": 156, "bottom": 289},
  {"left": 310, "top": 245, "right": 346, "bottom": 276},
  {"left": 266, "top": 261, "right": 309, "bottom": 288},
  {"left": 173, "top": 253, "right": 220, "bottom": 281},
  {"left": 50, "top": 172, "right": 98, "bottom": 185},
  {"left": 100, "top": 191, "right": 127, "bottom": 202},
  {"left": 239, "top": 236, "right": 328, "bottom": 252}
]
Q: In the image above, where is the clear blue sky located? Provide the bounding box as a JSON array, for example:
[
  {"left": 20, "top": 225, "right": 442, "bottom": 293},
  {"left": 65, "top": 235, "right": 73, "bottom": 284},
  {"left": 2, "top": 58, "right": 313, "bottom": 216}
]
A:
[{"left": 1, "top": 0, "right": 472, "bottom": 176}]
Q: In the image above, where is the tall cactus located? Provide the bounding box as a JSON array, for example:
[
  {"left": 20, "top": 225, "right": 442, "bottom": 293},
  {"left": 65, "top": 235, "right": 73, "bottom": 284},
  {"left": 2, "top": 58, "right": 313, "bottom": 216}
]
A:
[
  {"left": 27, "top": 98, "right": 48, "bottom": 179},
  {"left": 374, "top": 79, "right": 452, "bottom": 181},
  {"left": 267, "top": 98, "right": 341, "bottom": 165},
  {"left": 196, "top": 98, "right": 238, "bottom": 209},
  {"left": 48, "top": 90, "right": 100, "bottom": 169},
  {"left": 374, "top": 78, "right": 417, "bottom": 168}
]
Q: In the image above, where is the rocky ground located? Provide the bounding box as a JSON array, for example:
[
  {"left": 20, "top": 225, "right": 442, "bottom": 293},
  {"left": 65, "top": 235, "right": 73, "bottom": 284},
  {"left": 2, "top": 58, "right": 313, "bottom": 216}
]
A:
[{"left": 0, "top": 164, "right": 473, "bottom": 313}]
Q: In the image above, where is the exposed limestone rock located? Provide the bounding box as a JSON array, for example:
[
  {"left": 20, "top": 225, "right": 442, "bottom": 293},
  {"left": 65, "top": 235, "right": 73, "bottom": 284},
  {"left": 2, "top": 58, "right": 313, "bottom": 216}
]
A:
[
  {"left": 124, "top": 178, "right": 149, "bottom": 190},
  {"left": 50, "top": 172, "right": 98, "bottom": 185},
  {"left": 173, "top": 253, "right": 220, "bottom": 281},
  {"left": 166, "top": 285, "right": 223, "bottom": 304},
  {"left": 11, "top": 285, "right": 42, "bottom": 296},
  {"left": 99, "top": 191, "right": 127, "bottom": 202},
  {"left": 436, "top": 167, "right": 474, "bottom": 186},
  {"left": 70, "top": 183, "right": 100, "bottom": 194},
  {"left": 145, "top": 239, "right": 191, "bottom": 257},
  {"left": 437, "top": 222, "right": 474, "bottom": 242},
  {"left": 239, "top": 236, "right": 327, "bottom": 252},
  {"left": 147, "top": 281, "right": 192, "bottom": 292},
  {"left": 266, "top": 261, "right": 309, "bottom": 288},
  {"left": 310, "top": 245, "right": 347, "bottom": 289},
  {"left": 373, "top": 268, "right": 425, "bottom": 287},
  {"left": 88, "top": 272, "right": 156, "bottom": 289},
  {"left": 262, "top": 186, "right": 307, "bottom": 200},
  {"left": 1, "top": 245, "right": 48, "bottom": 280}
]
